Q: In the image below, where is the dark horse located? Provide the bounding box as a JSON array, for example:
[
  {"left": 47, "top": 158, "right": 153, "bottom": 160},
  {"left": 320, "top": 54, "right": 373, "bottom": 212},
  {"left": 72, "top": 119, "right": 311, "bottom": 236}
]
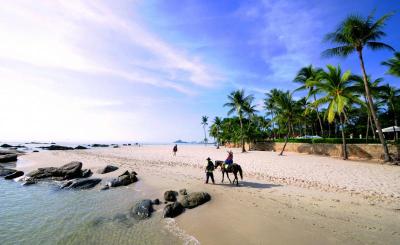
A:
[{"left": 214, "top": 160, "right": 243, "bottom": 186}]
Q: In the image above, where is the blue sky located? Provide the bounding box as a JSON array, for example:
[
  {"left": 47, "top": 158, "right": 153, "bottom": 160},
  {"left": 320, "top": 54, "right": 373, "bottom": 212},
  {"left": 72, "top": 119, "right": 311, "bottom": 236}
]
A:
[{"left": 0, "top": 0, "right": 398, "bottom": 143}]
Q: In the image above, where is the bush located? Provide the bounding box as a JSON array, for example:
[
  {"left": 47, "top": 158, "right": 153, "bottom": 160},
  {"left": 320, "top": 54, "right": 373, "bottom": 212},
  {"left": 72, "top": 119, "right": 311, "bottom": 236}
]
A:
[{"left": 271, "top": 138, "right": 382, "bottom": 144}]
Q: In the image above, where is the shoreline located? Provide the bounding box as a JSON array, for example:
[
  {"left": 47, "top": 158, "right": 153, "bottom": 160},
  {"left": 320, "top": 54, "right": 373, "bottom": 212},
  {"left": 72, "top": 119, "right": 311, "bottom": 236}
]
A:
[{"left": 12, "top": 145, "right": 400, "bottom": 244}]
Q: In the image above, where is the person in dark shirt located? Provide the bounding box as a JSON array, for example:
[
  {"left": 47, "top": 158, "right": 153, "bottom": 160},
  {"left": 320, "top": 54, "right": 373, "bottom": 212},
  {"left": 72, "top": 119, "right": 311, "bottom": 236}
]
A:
[
  {"left": 173, "top": 144, "right": 178, "bottom": 156},
  {"left": 205, "top": 157, "right": 215, "bottom": 184}
]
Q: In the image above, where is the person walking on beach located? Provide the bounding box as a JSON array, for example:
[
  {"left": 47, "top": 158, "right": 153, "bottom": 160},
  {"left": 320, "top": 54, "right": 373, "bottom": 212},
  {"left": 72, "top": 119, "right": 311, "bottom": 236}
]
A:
[
  {"left": 205, "top": 157, "right": 215, "bottom": 184},
  {"left": 173, "top": 144, "right": 178, "bottom": 156}
]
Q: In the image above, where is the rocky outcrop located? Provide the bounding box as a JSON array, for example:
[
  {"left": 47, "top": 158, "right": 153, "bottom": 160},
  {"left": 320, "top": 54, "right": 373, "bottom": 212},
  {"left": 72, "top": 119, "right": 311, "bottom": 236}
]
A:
[
  {"left": 75, "top": 145, "right": 88, "bottom": 150},
  {"left": 1, "top": 144, "right": 13, "bottom": 148},
  {"left": 98, "top": 165, "right": 119, "bottom": 174},
  {"left": 164, "top": 190, "right": 178, "bottom": 202},
  {"left": 40, "top": 145, "right": 74, "bottom": 150},
  {"left": 4, "top": 171, "right": 24, "bottom": 180},
  {"left": 131, "top": 199, "right": 153, "bottom": 220},
  {"left": 27, "top": 161, "right": 83, "bottom": 180},
  {"left": 163, "top": 202, "right": 184, "bottom": 218},
  {"left": 152, "top": 199, "right": 160, "bottom": 205},
  {"left": 81, "top": 169, "right": 93, "bottom": 178},
  {"left": 180, "top": 192, "right": 211, "bottom": 209},
  {"left": 62, "top": 178, "right": 102, "bottom": 189},
  {"left": 91, "top": 144, "right": 109, "bottom": 147},
  {"left": 0, "top": 154, "right": 18, "bottom": 163},
  {"left": 104, "top": 171, "right": 138, "bottom": 188},
  {"left": 0, "top": 149, "right": 21, "bottom": 155},
  {"left": 0, "top": 167, "right": 17, "bottom": 176}
]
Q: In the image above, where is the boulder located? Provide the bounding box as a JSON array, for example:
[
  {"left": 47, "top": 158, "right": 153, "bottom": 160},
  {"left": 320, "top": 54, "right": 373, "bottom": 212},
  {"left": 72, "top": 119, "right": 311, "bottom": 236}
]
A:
[
  {"left": 164, "top": 190, "right": 178, "bottom": 202},
  {"left": 4, "top": 170, "right": 24, "bottom": 179},
  {"left": 33, "top": 150, "right": 39, "bottom": 153},
  {"left": 27, "top": 161, "right": 83, "bottom": 180},
  {"left": 152, "top": 199, "right": 160, "bottom": 205},
  {"left": 131, "top": 199, "right": 153, "bottom": 220},
  {"left": 180, "top": 192, "right": 211, "bottom": 209},
  {"left": 75, "top": 145, "right": 88, "bottom": 150},
  {"left": 98, "top": 165, "right": 119, "bottom": 174},
  {"left": 40, "top": 145, "right": 74, "bottom": 150},
  {"left": 0, "top": 154, "right": 18, "bottom": 163},
  {"left": 0, "top": 167, "right": 17, "bottom": 176},
  {"left": 163, "top": 202, "right": 184, "bottom": 218},
  {"left": 58, "top": 161, "right": 83, "bottom": 179},
  {"left": 1, "top": 144, "right": 13, "bottom": 148},
  {"left": 91, "top": 144, "right": 109, "bottom": 147},
  {"left": 0, "top": 149, "right": 20, "bottom": 155},
  {"left": 106, "top": 171, "right": 138, "bottom": 188},
  {"left": 62, "top": 178, "right": 102, "bottom": 189}
]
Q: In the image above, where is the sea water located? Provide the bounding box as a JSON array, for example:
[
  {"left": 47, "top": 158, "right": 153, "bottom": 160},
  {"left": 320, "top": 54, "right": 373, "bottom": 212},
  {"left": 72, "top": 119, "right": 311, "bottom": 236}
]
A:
[{"left": 0, "top": 179, "right": 196, "bottom": 245}]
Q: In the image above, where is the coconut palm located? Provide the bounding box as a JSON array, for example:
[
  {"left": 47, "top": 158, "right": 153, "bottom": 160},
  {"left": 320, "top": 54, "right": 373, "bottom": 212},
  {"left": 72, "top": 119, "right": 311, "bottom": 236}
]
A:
[
  {"left": 210, "top": 117, "right": 222, "bottom": 149},
  {"left": 264, "top": 89, "right": 282, "bottom": 138},
  {"left": 294, "top": 65, "right": 325, "bottom": 136},
  {"left": 381, "top": 84, "right": 400, "bottom": 140},
  {"left": 322, "top": 11, "right": 395, "bottom": 162},
  {"left": 312, "top": 65, "right": 363, "bottom": 160},
  {"left": 382, "top": 52, "right": 400, "bottom": 77},
  {"left": 224, "top": 89, "right": 254, "bottom": 152},
  {"left": 201, "top": 116, "right": 209, "bottom": 145}
]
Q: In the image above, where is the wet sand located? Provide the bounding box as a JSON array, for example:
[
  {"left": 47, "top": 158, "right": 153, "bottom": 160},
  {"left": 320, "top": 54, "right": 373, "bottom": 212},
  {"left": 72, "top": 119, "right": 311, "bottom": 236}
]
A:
[{"left": 17, "top": 145, "right": 400, "bottom": 244}]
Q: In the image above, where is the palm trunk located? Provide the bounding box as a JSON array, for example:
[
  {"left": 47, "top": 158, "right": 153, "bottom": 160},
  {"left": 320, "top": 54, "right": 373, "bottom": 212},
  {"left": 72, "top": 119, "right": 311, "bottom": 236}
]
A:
[
  {"left": 392, "top": 104, "right": 398, "bottom": 141},
  {"left": 314, "top": 94, "right": 324, "bottom": 136},
  {"left": 203, "top": 126, "right": 207, "bottom": 146},
  {"left": 328, "top": 123, "right": 331, "bottom": 137},
  {"left": 365, "top": 115, "right": 370, "bottom": 143},
  {"left": 340, "top": 114, "right": 348, "bottom": 160},
  {"left": 279, "top": 122, "right": 291, "bottom": 156},
  {"left": 358, "top": 50, "right": 390, "bottom": 162},
  {"left": 239, "top": 117, "right": 245, "bottom": 152}
]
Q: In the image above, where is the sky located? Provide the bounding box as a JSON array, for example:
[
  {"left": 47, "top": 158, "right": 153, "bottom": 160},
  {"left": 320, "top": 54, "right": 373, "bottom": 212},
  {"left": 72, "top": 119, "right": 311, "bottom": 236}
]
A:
[{"left": 0, "top": 0, "right": 399, "bottom": 143}]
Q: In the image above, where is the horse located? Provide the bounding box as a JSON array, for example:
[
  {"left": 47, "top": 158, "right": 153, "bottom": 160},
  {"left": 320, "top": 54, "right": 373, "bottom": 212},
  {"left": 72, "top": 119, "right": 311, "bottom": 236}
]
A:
[{"left": 214, "top": 160, "right": 243, "bottom": 186}]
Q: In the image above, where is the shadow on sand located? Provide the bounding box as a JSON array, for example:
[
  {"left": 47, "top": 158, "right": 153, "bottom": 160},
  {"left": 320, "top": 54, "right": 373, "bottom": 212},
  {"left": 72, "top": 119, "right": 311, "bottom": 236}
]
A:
[{"left": 216, "top": 181, "right": 281, "bottom": 189}]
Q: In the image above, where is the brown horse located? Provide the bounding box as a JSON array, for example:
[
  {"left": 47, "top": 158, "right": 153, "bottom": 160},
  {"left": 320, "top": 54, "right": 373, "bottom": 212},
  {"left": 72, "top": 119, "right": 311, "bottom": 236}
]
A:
[{"left": 214, "top": 160, "right": 243, "bottom": 186}]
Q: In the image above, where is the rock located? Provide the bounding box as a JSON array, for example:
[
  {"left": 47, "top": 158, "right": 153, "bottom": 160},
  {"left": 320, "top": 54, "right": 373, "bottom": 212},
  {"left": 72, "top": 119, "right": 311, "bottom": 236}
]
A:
[
  {"left": 164, "top": 190, "right": 178, "bottom": 202},
  {"left": 0, "top": 149, "right": 21, "bottom": 155},
  {"left": 91, "top": 144, "right": 109, "bottom": 147},
  {"left": 98, "top": 165, "right": 119, "bottom": 174},
  {"left": 4, "top": 170, "right": 24, "bottom": 179},
  {"left": 41, "top": 145, "right": 74, "bottom": 150},
  {"left": 22, "top": 178, "right": 37, "bottom": 186},
  {"left": 152, "top": 199, "right": 160, "bottom": 205},
  {"left": 180, "top": 192, "right": 211, "bottom": 209},
  {"left": 0, "top": 154, "right": 18, "bottom": 163},
  {"left": 113, "top": 145, "right": 119, "bottom": 148},
  {"left": 1, "top": 144, "right": 13, "bottom": 148},
  {"left": 131, "top": 199, "right": 153, "bottom": 220},
  {"left": 163, "top": 202, "right": 184, "bottom": 218},
  {"left": 0, "top": 167, "right": 17, "bottom": 176},
  {"left": 106, "top": 171, "right": 138, "bottom": 188},
  {"left": 27, "top": 161, "right": 83, "bottom": 180},
  {"left": 33, "top": 150, "right": 39, "bottom": 153},
  {"left": 75, "top": 145, "right": 88, "bottom": 150},
  {"left": 179, "top": 189, "right": 188, "bottom": 195},
  {"left": 62, "top": 178, "right": 102, "bottom": 189},
  {"left": 81, "top": 169, "right": 93, "bottom": 178}
]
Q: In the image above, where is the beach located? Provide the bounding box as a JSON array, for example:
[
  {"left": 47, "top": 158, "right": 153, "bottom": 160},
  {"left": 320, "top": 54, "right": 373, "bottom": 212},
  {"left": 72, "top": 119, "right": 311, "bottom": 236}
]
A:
[{"left": 9, "top": 144, "right": 399, "bottom": 244}]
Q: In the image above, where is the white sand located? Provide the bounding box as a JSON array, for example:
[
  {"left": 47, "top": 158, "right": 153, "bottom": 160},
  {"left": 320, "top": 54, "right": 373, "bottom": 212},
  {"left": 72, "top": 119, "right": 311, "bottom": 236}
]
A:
[{"left": 17, "top": 145, "right": 400, "bottom": 244}]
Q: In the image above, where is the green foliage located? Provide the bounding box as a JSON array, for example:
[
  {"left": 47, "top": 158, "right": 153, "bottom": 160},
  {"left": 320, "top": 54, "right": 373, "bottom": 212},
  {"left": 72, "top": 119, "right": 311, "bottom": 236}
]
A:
[
  {"left": 272, "top": 138, "right": 381, "bottom": 144},
  {"left": 382, "top": 52, "right": 400, "bottom": 77}
]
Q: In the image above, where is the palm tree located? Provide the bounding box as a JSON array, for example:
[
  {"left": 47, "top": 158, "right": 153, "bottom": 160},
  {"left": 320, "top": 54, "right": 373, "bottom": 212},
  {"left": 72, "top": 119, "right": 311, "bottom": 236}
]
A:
[
  {"left": 382, "top": 52, "right": 400, "bottom": 77},
  {"left": 323, "top": 11, "right": 394, "bottom": 162},
  {"left": 269, "top": 90, "right": 298, "bottom": 156},
  {"left": 264, "top": 89, "right": 281, "bottom": 138},
  {"left": 244, "top": 98, "right": 258, "bottom": 150},
  {"left": 294, "top": 65, "right": 324, "bottom": 136},
  {"left": 224, "top": 89, "right": 254, "bottom": 152},
  {"left": 210, "top": 117, "right": 222, "bottom": 148},
  {"left": 201, "top": 116, "right": 208, "bottom": 146},
  {"left": 381, "top": 84, "right": 400, "bottom": 140},
  {"left": 312, "top": 65, "right": 363, "bottom": 160}
]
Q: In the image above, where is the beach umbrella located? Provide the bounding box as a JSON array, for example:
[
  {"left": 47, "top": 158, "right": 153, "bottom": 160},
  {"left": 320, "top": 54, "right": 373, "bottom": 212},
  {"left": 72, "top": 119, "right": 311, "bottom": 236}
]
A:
[{"left": 376, "top": 126, "right": 400, "bottom": 133}]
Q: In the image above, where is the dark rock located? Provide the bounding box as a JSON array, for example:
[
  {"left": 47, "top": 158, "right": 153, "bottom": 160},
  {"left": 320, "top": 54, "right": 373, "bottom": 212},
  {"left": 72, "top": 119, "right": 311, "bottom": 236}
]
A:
[
  {"left": 179, "top": 189, "right": 187, "bottom": 195},
  {"left": 40, "top": 145, "right": 74, "bottom": 150},
  {"left": 180, "top": 192, "right": 211, "bottom": 209},
  {"left": 59, "top": 161, "right": 83, "bottom": 179},
  {"left": 75, "top": 145, "right": 88, "bottom": 150},
  {"left": 0, "top": 154, "right": 18, "bottom": 163},
  {"left": 106, "top": 171, "right": 138, "bottom": 188},
  {"left": 1, "top": 144, "right": 13, "bottom": 148},
  {"left": 33, "top": 150, "right": 39, "bottom": 153},
  {"left": 22, "top": 178, "right": 37, "bottom": 186},
  {"left": 62, "top": 178, "right": 102, "bottom": 189},
  {"left": 163, "top": 202, "right": 184, "bottom": 218},
  {"left": 81, "top": 169, "right": 92, "bottom": 178},
  {"left": 164, "top": 190, "right": 178, "bottom": 202},
  {"left": 4, "top": 170, "right": 24, "bottom": 179},
  {"left": 113, "top": 145, "right": 119, "bottom": 148},
  {"left": 152, "top": 199, "right": 160, "bottom": 205},
  {"left": 98, "top": 165, "right": 119, "bottom": 174},
  {"left": 27, "top": 161, "right": 83, "bottom": 180},
  {"left": 131, "top": 199, "right": 153, "bottom": 220},
  {"left": 100, "top": 185, "right": 110, "bottom": 191},
  {"left": 91, "top": 144, "right": 109, "bottom": 147},
  {"left": 0, "top": 149, "right": 21, "bottom": 155},
  {"left": 0, "top": 167, "right": 17, "bottom": 176}
]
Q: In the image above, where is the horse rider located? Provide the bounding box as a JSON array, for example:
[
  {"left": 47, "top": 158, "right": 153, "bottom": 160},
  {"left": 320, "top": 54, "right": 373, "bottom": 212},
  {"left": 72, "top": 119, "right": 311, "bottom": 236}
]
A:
[{"left": 224, "top": 150, "right": 233, "bottom": 170}]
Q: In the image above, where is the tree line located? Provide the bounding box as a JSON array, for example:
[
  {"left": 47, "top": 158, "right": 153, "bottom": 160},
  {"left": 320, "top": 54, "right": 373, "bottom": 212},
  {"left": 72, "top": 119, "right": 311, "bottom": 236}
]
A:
[{"left": 202, "top": 11, "right": 400, "bottom": 161}]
